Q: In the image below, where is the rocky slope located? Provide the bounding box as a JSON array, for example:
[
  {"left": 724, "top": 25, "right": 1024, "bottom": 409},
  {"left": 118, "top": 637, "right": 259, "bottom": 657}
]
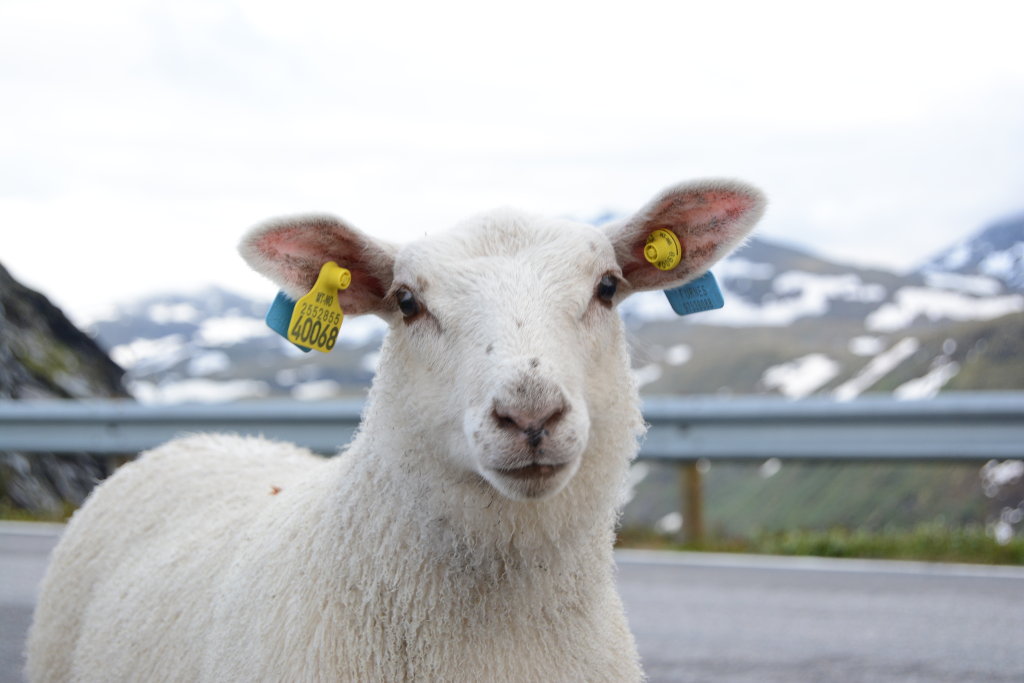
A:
[{"left": 0, "top": 263, "right": 130, "bottom": 514}]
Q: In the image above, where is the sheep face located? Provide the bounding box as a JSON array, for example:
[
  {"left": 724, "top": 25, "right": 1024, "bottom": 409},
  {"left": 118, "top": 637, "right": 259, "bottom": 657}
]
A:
[
  {"left": 385, "top": 212, "right": 621, "bottom": 500},
  {"left": 240, "top": 179, "right": 766, "bottom": 501}
]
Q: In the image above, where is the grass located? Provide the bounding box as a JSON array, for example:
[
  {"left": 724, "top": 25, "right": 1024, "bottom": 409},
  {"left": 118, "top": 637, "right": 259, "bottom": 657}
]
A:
[
  {"left": 5, "top": 504, "right": 1022, "bottom": 566},
  {"left": 0, "top": 501, "right": 76, "bottom": 523},
  {"left": 617, "top": 523, "right": 1024, "bottom": 566}
]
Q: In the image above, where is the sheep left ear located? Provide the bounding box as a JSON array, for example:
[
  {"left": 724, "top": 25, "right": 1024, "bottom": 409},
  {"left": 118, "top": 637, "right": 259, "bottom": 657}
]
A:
[
  {"left": 607, "top": 179, "right": 766, "bottom": 292},
  {"left": 239, "top": 214, "right": 397, "bottom": 316}
]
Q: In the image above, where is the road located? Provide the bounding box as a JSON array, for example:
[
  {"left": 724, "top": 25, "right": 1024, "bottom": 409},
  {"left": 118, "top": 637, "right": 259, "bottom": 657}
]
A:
[
  {"left": 3, "top": 524, "right": 1023, "bottom": 682},
  {"left": 617, "top": 550, "right": 1024, "bottom": 682}
]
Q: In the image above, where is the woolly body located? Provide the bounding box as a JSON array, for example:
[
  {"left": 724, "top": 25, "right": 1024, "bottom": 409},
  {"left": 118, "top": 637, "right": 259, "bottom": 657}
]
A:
[{"left": 27, "top": 180, "right": 765, "bottom": 682}]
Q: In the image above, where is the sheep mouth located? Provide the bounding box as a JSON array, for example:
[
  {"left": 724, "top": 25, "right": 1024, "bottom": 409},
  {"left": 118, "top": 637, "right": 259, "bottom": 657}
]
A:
[{"left": 492, "top": 462, "right": 568, "bottom": 480}]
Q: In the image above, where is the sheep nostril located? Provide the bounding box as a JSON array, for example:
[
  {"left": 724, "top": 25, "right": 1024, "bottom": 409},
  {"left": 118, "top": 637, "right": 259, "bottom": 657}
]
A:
[
  {"left": 493, "top": 410, "right": 518, "bottom": 429},
  {"left": 492, "top": 402, "right": 567, "bottom": 447},
  {"left": 525, "top": 428, "right": 545, "bottom": 449}
]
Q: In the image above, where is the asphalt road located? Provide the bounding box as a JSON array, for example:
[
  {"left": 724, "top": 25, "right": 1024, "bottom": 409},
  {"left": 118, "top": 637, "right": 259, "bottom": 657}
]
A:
[{"left": 3, "top": 524, "right": 1023, "bottom": 682}]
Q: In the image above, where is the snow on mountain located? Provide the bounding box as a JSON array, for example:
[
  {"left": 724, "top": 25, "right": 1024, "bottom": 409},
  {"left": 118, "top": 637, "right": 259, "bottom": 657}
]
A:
[
  {"left": 922, "top": 271, "right": 1003, "bottom": 296},
  {"left": 761, "top": 353, "right": 841, "bottom": 399},
  {"left": 624, "top": 227, "right": 1024, "bottom": 334},
  {"left": 832, "top": 337, "right": 921, "bottom": 401},
  {"left": 132, "top": 378, "right": 272, "bottom": 404},
  {"left": 865, "top": 287, "right": 1023, "bottom": 332},
  {"left": 625, "top": 213, "right": 1023, "bottom": 398},
  {"left": 89, "top": 286, "right": 385, "bottom": 403},
  {"left": 893, "top": 358, "right": 960, "bottom": 400},
  {"left": 622, "top": 237, "right": 896, "bottom": 328},
  {"left": 920, "top": 212, "right": 1024, "bottom": 293}
]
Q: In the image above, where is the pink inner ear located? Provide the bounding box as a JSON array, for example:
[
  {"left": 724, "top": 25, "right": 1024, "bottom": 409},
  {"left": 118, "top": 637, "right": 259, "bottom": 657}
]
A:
[
  {"left": 619, "top": 182, "right": 763, "bottom": 291},
  {"left": 652, "top": 190, "right": 757, "bottom": 237},
  {"left": 258, "top": 228, "right": 313, "bottom": 259},
  {"left": 256, "top": 224, "right": 348, "bottom": 262}
]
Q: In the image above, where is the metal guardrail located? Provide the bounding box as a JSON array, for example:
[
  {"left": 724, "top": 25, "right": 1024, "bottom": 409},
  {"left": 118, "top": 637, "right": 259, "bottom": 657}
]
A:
[{"left": 1, "top": 393, "right": 1022, "bottom": 462}]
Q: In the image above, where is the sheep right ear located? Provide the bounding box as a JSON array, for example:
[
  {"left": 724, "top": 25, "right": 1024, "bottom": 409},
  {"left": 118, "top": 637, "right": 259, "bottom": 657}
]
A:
[
  {"left": 607, "top": 179, "right": 766, "bottom": 293},
  {"left": 239, "top": 214, "right": 397, "bottom": 316}
]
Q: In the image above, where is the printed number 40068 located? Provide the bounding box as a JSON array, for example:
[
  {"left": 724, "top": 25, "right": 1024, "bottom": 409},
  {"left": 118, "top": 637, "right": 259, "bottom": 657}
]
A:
[{"left": 291, "top": 316, "right": 340, "bottom": 350}]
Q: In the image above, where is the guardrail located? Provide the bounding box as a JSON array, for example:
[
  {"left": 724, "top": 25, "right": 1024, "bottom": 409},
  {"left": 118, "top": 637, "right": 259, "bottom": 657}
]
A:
[
  {"left": 3, "top": 393, "right": 1023, "bottom": 540},
  {"left": 2, "top": 393, "right": 1022, "bottom": 460}
]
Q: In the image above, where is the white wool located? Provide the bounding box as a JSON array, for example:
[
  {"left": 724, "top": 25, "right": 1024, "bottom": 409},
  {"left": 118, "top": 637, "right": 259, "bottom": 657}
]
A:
[{"left": 27, "top": 179, "right": 764, "bottom": 682}]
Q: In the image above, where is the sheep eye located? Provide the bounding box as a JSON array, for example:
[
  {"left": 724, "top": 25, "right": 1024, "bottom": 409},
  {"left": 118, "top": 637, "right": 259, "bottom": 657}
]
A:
[
  {"left": 596, "top": 274, "right": 619, "bottom": 303},
  {"left": 396, "top": 287, "right": 421, "bottom": 318}
]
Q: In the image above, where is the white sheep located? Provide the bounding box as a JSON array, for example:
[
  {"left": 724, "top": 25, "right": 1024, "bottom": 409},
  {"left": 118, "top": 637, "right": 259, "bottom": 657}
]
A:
[{"left": 26, "top": 179, "right": 765, "bottom": 682}]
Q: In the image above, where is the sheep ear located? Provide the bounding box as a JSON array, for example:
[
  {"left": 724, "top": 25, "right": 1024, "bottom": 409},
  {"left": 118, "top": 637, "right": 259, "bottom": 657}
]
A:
[
  {"left": 239, "top": 214, "right": 397, "bottom": 316},
  {"left": 608, "top": 179, "right": 766, "bottom": 292}
]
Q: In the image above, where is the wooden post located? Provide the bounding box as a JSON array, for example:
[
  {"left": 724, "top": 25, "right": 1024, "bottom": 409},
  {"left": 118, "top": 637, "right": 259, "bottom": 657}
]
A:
[{"left": 681, "top": 461, "right": 705, "bottom": 546}]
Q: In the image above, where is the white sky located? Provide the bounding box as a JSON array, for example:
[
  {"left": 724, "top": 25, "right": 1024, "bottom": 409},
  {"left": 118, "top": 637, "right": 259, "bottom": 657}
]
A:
[{"left": 2, "top": 0, "right": 1022, "bottom": 324}]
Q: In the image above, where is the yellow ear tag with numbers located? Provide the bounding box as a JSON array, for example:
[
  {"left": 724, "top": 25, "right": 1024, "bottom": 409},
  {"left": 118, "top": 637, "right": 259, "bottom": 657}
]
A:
[{"left": 287, "top": 261, "right": 351, "bottom": 353}]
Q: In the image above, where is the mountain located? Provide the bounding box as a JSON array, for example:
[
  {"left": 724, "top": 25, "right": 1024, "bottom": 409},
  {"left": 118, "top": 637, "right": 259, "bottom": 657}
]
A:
[
  {"left": 622, "top": 232, "right": 1023, "bottom": 399},
  {"left": 87, "top": 286, "right": 386, "bottom": 403},
  {"left": 0, "top": 263, "right": 130, "bottom": 514},
  {"left": 918, "top": 212, "right": 1024, "bottom": 293}
]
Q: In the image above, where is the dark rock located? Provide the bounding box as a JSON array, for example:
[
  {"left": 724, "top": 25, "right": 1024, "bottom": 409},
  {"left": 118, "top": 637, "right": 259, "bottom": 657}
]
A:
[{"left": 0, "top": 262, "right": 130, "bottom": 515}]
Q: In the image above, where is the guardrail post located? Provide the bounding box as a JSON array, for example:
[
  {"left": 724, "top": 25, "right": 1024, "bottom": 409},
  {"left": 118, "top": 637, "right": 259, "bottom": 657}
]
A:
[{"left": 681, "top": 461, "right": 705, "bottom": 545}]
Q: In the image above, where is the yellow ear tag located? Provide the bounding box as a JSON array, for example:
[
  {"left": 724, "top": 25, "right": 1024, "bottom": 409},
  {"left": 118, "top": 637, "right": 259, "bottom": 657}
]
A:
[
  {"left": 644, "top": 229, "right": 682, "bottom": 271},
  {"left": 287, "top": 261, "right": 351, "bottom": 353}
]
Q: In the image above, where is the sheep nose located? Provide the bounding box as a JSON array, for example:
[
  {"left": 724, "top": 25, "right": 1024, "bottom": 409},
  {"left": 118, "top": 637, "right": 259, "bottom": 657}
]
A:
[{"left": 492, "top": 400, "right": 567, "bottom": 449}]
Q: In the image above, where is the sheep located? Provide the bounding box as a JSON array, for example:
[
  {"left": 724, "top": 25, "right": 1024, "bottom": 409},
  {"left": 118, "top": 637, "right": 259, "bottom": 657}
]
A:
[{"left": 26, "top": 179, "right": 765, "bottom": 682}]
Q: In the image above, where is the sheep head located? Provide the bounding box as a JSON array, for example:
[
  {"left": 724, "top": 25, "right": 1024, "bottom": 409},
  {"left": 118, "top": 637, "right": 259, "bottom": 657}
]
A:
[{"left": 240, "top": 179, "right": 764, "bottom": 501}]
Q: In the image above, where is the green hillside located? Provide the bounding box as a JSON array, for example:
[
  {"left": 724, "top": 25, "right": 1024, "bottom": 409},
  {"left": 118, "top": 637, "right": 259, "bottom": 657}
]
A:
[{"left": 622, "top": 312, "right": 1024, "bottom": 542}]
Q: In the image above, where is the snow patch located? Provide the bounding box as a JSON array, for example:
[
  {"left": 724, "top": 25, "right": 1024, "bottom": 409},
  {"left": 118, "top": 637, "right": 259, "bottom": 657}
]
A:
[
  {"left": 774, "top": 271, "right": 886, "bottom": 303},
  {"left": 110, "top": 334, "right": 188, "bottom": 373},
  {"left": 131, "top": 379, "right": 271, "bottom": 403},
  {"left": 923, "top": 271, "right": 1003, "bottom": 296},
  {"left": 148, "top": 302, "right": 201, "bottom": 324},
  {"left": 633, "top": 363, "right": 663, "bottom": 388},
  {"left": 655, "top": 512, "right": 683, "bottom": 534},
  {"left": 981, "top": 460, "right": 1024, "bottom": 490},
  {"left": 937, "top": 241, "right": 972, "bottom": 270},
  {"left": 759, "top": 458, "right": 782, "bottom": 478},
  {"left": 621, "top": 291, "right": 678, "bottom": 322},
  {"left": 361, "top": 352, "right": 381, "bottom": 374},
  {"left": 833, "top": 337, "right": 920, "bottom": 400},
  {"left": 337, "top": 316, "right": 387, "bottom": 347},
  {"left": 663, "top": 344, "right": 692, "bottom": 366},
  {"left": 714, "top": 258, "right": 775, "bottom": 280},
  {"left": 197, "top": 315, "right": 273, "bottom": 346},
  {"left": 276, "top": 368, "right": 299, "bottom": 386},
  {"left": 893, "top": 360, "right": 960, "bottom": 400},
  {"left": 695, "top": 271, "right": 886, "bottom": 327},
  {"left": 292, "top": 380, "right": 343, "bottom": 401},
  {"left": 187, "top": 350, "right": 231, "bottom": 376},
  {"left": 848, "top": 335, "right": 886, "bottom": 357},
  {"left": 866, "top": 288, "right": 1024, "bottom": 332},
  {"left": 979, "top": 242, "right": 1024, "bottom": 281},
  {"left": 761, "top": 354, "right": 840, "bottom": 399}
]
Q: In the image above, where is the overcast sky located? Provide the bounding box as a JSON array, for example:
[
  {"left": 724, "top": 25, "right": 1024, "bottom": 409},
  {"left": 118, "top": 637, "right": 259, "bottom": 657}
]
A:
[{"left": 2, "top": 0, "right": 1022, "bottom": 324}]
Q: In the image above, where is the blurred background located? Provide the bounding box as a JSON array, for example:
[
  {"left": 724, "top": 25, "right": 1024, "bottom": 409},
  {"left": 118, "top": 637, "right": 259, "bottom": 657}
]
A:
[{"left": 2, "top": 0, "right": 1022, "bottom": 561}]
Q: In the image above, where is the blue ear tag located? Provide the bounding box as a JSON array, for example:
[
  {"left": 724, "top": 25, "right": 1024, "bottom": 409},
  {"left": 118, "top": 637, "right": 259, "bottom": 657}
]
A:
[
  {"left": 663, "top": 271, "right": 725, "bottom": 316},
  {"left": 266, "top": 291, "right": 312, "bottom": 352}
]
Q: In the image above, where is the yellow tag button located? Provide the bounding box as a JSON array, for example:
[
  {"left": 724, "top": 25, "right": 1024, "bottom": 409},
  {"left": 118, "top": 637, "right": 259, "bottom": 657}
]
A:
[{"left": 644, "top": 229, "right": 682, "bottom": 271}]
